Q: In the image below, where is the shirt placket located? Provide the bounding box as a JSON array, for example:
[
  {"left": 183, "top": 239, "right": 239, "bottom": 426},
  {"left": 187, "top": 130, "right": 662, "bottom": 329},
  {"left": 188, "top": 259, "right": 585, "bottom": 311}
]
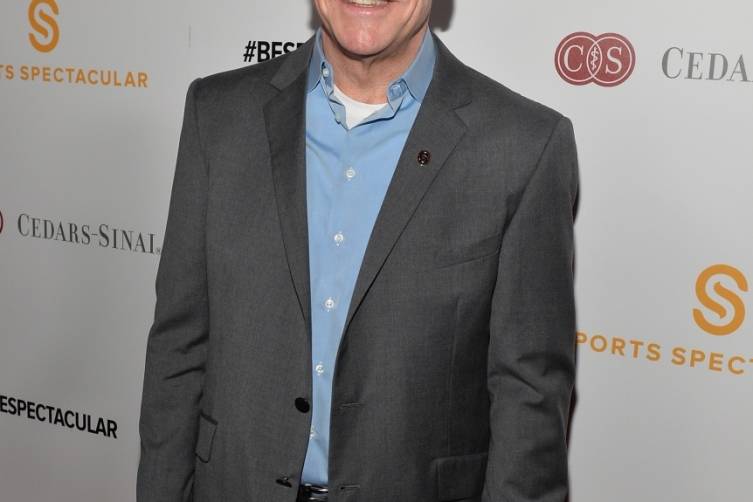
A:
[{"left": 310, "top": 123, "right": 360, "bottom": 471}]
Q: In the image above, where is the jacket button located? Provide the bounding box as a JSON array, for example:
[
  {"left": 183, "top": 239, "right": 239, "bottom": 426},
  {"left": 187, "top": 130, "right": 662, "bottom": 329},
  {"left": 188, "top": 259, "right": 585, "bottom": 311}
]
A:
[
  {"left": 295, "top": 397, "right": 310, "bottom": 413},
  {"left": 275, "top": 476, "right": 292, "bottom": 487}
]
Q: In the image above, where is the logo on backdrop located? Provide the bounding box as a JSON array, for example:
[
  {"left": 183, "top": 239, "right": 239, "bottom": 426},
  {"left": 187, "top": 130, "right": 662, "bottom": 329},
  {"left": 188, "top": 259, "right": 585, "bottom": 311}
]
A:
[
  {"left": 662, "top": 47, "right": 752, "bottom": 83},
  {"left": 10, "top": 211, "right": 161, "bottom": 255},
  {"left": 0, "top": 1, "right": 150, "bottom": 89},
  {"left": 693, "top": 264, "right": 748, "bottom": 336},
  {"left": 555, "top": 32, "right": 636, "bottom": 87},
  {"left": 242, "top": 40, "right": 304, "bottom": 64},
  {"left": 28, "top": 0, "right": 60, "bottom": 53},
  {"left": 577, "top": 264, "right": 752, "bottom": 377},
  {"left": 1, "top": 393, "right": 118, "bottom": 439}
]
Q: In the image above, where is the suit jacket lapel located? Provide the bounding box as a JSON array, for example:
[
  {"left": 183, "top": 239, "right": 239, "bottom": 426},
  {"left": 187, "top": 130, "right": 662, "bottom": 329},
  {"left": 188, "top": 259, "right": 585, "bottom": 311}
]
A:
[
  {"left": 341, "top": 34, "right": 472, "bottom": 339},
  {"left": 263, "top": 37, "right": 315, "bottom": 333}
]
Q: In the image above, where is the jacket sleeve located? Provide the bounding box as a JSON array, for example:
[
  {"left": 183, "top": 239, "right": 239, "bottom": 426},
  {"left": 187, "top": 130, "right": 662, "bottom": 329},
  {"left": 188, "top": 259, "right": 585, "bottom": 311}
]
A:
[
  {"left": 137, "top": 77, "right": 209, "bottom": 502},
  {"left": 482, "top": 116, "right": 579, "bottom": 502}
]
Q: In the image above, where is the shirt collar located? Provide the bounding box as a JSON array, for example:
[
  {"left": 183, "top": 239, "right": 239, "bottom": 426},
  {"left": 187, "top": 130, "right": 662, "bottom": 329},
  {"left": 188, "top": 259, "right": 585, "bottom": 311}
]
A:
[{"left": 306, "top": 26, "right": 436, "bottom": 104}]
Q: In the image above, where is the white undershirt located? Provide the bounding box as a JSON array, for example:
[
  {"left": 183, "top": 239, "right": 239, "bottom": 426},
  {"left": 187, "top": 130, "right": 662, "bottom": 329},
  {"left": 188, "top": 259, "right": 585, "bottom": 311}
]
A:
[{"left": 332, "top": 84, "right": 388, "bottom": 129}]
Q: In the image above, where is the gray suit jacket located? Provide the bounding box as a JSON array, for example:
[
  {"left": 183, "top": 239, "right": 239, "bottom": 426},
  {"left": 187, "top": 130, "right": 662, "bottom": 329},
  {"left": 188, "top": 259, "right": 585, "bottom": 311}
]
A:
[{"left": 137, "top": 32, "right": 579, "bottom": 502}]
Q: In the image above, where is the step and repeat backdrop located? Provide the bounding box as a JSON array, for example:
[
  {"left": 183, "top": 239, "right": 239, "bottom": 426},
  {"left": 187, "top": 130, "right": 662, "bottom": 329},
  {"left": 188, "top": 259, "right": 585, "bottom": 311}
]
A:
[{"left": 1, "top": 1, "right": 751, "bottom": 501}]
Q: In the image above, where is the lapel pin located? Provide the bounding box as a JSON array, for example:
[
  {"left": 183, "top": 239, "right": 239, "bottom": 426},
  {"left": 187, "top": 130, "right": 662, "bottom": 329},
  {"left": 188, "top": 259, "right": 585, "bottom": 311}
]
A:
[{"left": 417, "top": 149, "right": 431, "bottom": 166}]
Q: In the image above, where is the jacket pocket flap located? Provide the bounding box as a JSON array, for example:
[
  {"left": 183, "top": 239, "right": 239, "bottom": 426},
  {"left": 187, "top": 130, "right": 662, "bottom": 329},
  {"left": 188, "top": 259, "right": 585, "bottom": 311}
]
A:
[
  {"left": 419, "top": 231, "right": 503, "bottom": 273},
  {"left": 195, "top": 412, "right": 217, "bottom": 463},
  {"left": 435, "top": 451, "right": 488, "bottom": 501}
]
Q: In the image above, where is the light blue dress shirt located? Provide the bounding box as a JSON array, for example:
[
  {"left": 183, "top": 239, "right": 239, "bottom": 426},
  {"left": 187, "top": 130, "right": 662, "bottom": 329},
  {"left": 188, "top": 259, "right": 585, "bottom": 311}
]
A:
[{"left": 302, "top": 28, "right": 437, "bottom": 484}]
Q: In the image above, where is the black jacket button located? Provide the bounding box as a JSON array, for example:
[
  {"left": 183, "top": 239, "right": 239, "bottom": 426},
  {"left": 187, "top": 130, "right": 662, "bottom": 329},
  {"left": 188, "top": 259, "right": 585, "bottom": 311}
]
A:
[
  {"left": 275, "top": 476, "right": 292, "bottom": 487},
  {"left": 295, "top": 397, "right": 310, "bottom": 413}
]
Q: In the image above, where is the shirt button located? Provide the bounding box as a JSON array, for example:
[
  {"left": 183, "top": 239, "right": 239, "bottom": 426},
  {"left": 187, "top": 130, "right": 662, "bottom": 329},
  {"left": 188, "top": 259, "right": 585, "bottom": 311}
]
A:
[
  {"left": 345, "top": 167, "right": 357, "bottom": 180},
  {"left": 390, "top": 83, "right": 402, "bottom": 97},
  {"left": 322, "top": 66, "right": 330, "bottom": 78},
  {"left": 333, "top": 232, "right": 345, "bottom": 246},
  {"left": 323, "top": 297, "right": 336, "bottom": 311},
  {"left": 315, "top": 362, "right": 325, "bottom": 375},
  {"left": 310, "top": 425, "right": 317, "bottom": 438}
]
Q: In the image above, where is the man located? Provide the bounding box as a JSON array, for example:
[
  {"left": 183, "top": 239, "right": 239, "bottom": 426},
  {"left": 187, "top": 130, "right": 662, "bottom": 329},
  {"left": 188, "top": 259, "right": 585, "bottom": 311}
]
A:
[{"left": 137, "top": 0, "right": 580, "bottom": 501}]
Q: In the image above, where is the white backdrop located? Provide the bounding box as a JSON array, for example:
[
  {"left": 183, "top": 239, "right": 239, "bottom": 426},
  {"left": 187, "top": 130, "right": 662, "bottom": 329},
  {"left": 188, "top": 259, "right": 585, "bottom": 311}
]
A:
[{"left": 1, "top": 1, "right": 751, "bottom": 501}]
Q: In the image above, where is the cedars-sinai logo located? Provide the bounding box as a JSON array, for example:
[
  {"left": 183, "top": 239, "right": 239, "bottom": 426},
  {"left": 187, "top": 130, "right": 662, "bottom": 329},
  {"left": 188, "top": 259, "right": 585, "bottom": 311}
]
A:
[
  {"left": 28, "top": 0, "right": 60, "bottom": 53},
  {"left": 555, "top": 32, "right": 636, "bottom": 87},
  {"left": 693, "top": 264, "right": 748, "bottom": 336}
]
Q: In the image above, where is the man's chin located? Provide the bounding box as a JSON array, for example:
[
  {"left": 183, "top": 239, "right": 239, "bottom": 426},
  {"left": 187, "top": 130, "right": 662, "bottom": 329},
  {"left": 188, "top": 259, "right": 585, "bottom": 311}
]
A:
[
  {"left": 329, "top": 31, "right": 393, "bottom": 59},
  {"left": 340, "top": 42, "right": 390, "bottom": 59}
]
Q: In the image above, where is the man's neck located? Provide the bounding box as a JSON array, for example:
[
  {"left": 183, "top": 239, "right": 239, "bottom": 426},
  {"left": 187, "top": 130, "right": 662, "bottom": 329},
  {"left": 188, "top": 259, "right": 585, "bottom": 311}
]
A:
[{"left": 320, "top": 25, "right": 428, "bottom": 104}]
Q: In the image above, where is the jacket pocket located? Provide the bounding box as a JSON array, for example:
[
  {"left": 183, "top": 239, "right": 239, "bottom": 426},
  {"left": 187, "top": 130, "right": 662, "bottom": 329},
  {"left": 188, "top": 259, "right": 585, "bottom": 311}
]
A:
[
  {"left": 433, "top": 451, "right": 488, "bottom": 501},
  {"left": 194, "top": 412, "right": 218, "bottom": 463}
]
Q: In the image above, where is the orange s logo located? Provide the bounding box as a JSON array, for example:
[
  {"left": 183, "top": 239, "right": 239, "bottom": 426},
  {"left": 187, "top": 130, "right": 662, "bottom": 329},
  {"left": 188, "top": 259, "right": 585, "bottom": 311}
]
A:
[
  {"left": 28, "top": 0, "right": 59, "bottom": 53},
  {"left": 693, "top": 264, "right": 748, "bottom": 336}
]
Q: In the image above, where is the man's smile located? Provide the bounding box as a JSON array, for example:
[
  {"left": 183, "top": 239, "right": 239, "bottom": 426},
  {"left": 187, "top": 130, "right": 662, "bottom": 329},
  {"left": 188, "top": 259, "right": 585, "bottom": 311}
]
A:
[
  {"left": 341, "top": 0, "right": 392, "bottom": 11},
  {"left": 345, "top": 0, "right": 390, "bottom": 6}
]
